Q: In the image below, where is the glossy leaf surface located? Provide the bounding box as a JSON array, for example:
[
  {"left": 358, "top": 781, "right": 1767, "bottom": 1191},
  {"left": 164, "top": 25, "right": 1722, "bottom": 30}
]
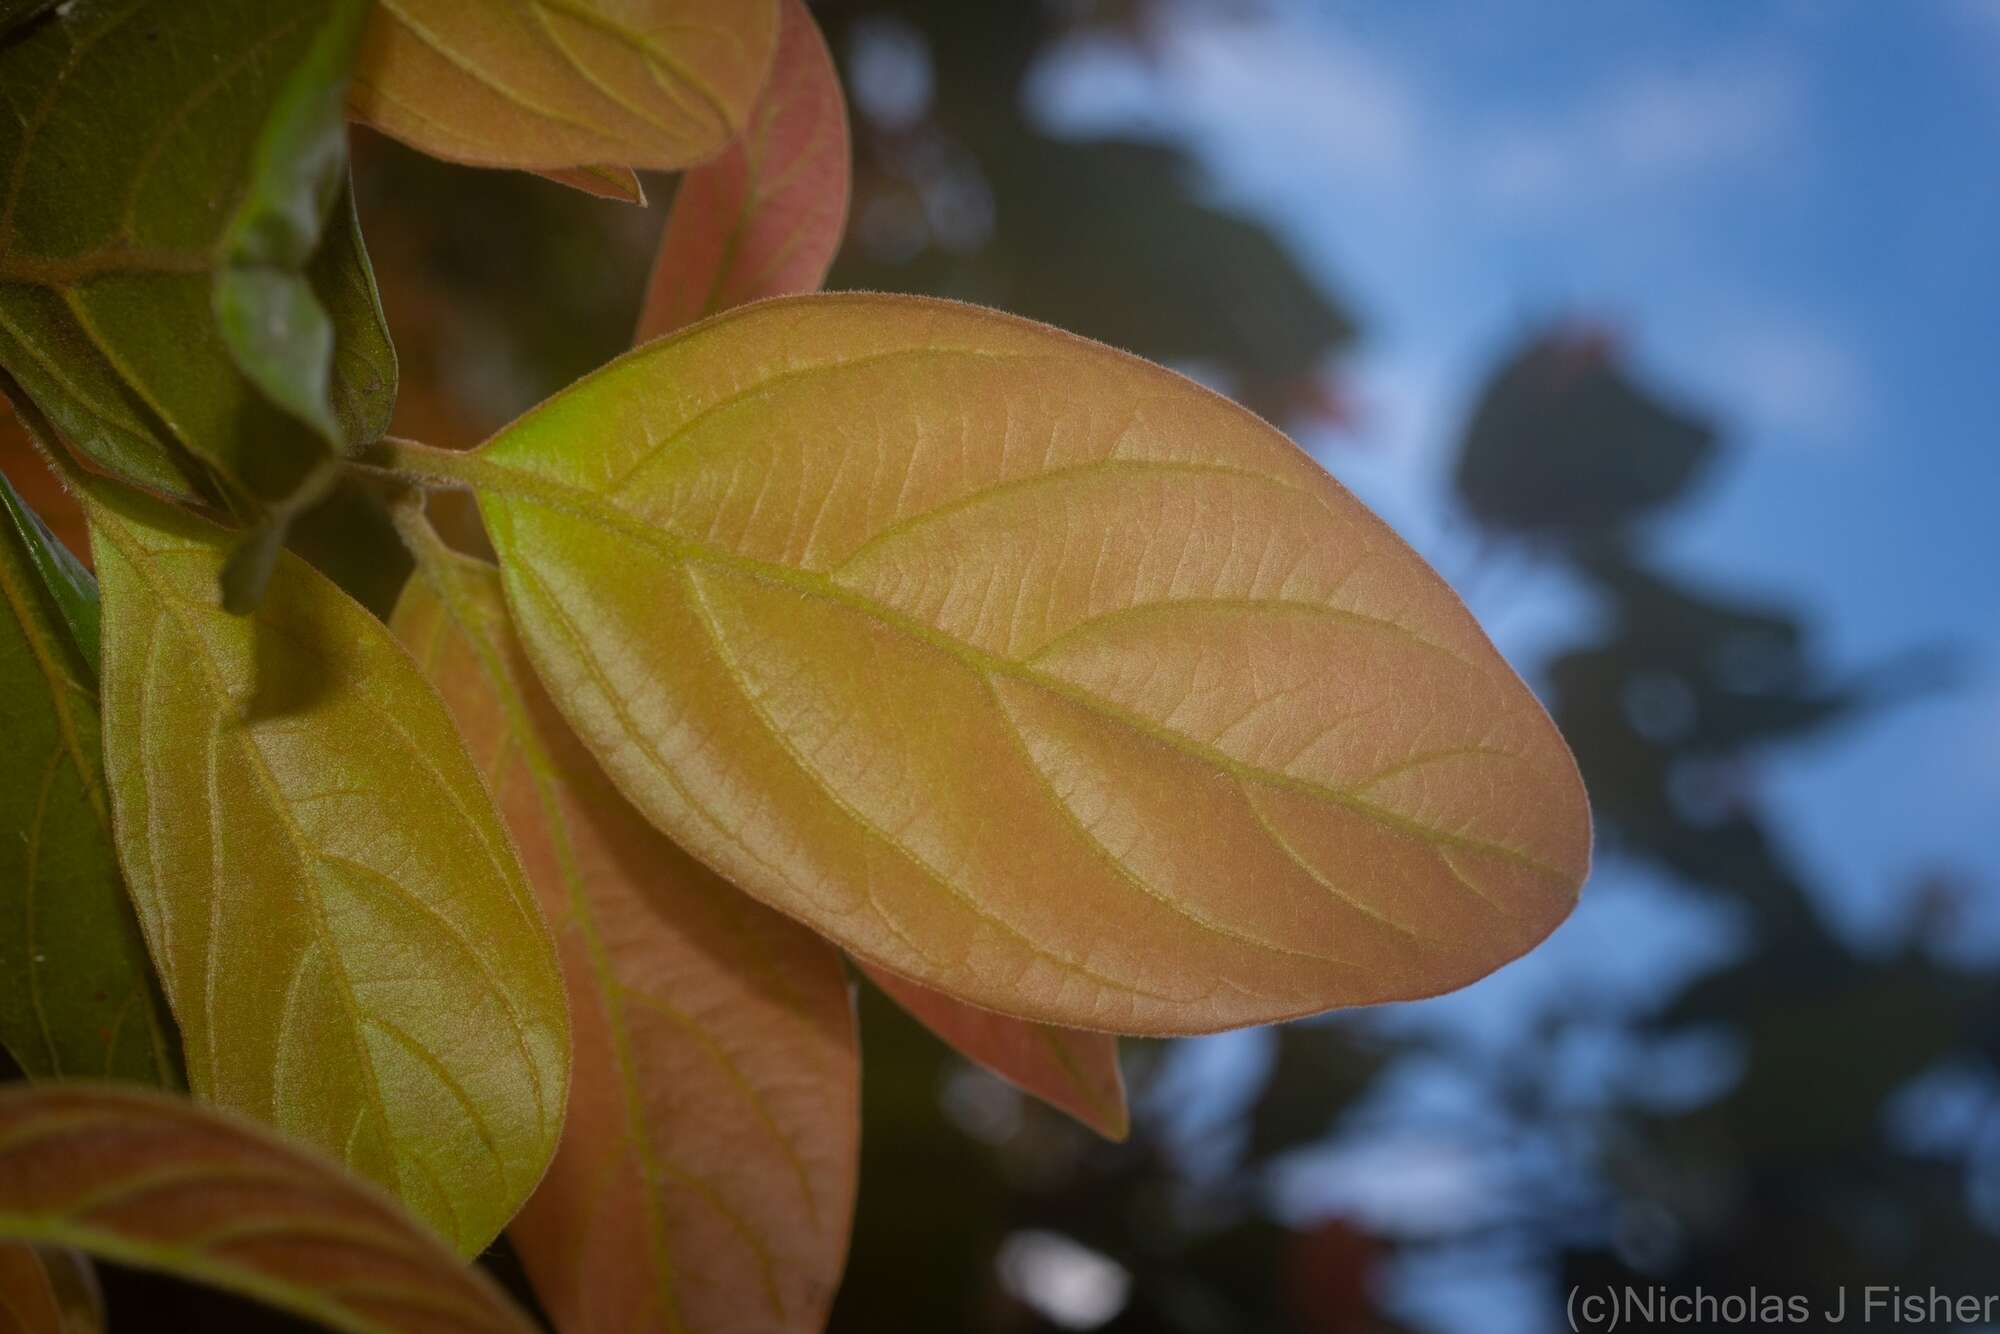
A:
[
  {"left": 0, "top": 471, "right": 176, "bottom": 1087},
  {"left": 636, "top": 0, "right": 849, "bottom": 342},
  {"left": 351, "top": 0, "right": 780, "bottom": 176},
  {"left": 0, "top": 0, "right": 395, "bottom": 508},
  {"left": 82, "top": 480, "right": 568, "bottom": 1256},
  {"left": 394, "top": 547, "right": 858, "bottom": 1334},
  {"left": 863, "top": 966, "right": 1126, "bottom": 1140},
  {"left": 467, "top": 294, "right": 1593, "bottom": 1034},
  {"left": 0, "top": 1085, "right": 538, "bottom": 1333}
]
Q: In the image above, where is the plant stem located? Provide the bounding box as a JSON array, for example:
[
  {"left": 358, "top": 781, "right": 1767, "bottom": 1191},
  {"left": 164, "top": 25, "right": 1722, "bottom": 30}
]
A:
[{"left": 352, "top": 437, "right": 516, "bottom": 493}]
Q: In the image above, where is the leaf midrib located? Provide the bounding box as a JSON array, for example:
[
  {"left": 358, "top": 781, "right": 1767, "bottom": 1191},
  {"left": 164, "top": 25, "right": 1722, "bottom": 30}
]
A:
[
  {"left": 460, "top": 451, "right": 1572, "bottom": 883},
  {"left": 407, "top": 557, "right": 694, "bottom": 1331},
  {"left": 89, "top": 505, "right": 397, "bottom": 1215}
]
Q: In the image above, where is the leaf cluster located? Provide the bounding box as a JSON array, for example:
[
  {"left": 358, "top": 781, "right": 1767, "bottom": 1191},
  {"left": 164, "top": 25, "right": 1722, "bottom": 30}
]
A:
[{"left": 0, "top": 3, "right": 1590, "bottom": 1329}]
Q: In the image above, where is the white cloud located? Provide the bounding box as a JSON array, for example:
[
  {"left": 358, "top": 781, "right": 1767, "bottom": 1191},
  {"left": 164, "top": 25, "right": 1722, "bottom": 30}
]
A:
[
  {"left": 1473, "top": 55, "right": 1805, "bottom": 213},
  {"left": 1155, "top": 20, "right": 1424, "bottom": 181},
  {"left": 1033, "top": 16, "right": 1426, "bottom": 186},
  {"left": 1703, "top": 313, "right": 1871, "bottom": 445},
  {"left": 1600, "top": 59, "right": 1801, "bottom": 173}
]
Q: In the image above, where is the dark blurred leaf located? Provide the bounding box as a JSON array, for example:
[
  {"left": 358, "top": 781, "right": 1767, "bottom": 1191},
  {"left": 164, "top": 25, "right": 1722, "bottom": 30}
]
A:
[
  {"left": 828, "top": 985, "right": 1013, "bottom": 1333},
  {"left": 0, "top": 469, "right": 178, "bottom": 1088},
  {"left": 0, "top": 0, "right": 393, "bottom": 538},
  {"left": 1, "top": 461, "right": 95, "bottom": 663},
  {"left": 819, "top": 1, "right": 1357, "bottom": 430},
  {"left": 1662, "top": 954, "right": 1979, "bottom": 1155},
  {"left": 349, "top": 132, "right": 658, "bottom": 445},
  {"left": 0, "top": 0, "right": 54, "bottom": 38},
  {"left": 1246, "top": 1023, "right": 1390, "bottom": 1163},
  {"left": 275, "top": 478, "right": 410, "bottom": 619},
  {"left": 1453, "top": 327, "right": 1718, "bottom": 539}
]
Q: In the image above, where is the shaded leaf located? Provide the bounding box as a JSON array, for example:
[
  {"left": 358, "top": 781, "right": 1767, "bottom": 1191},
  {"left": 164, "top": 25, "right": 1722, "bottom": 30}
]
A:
[
  {"left": 80, "top": 477, "right": 568, "bottom": 1256},
  {"left": 0, "top": 470, "right": 178, "bottom": 1088},
  {"left": 393, "top": 541, "right": 858, "bottom": 1334},
  {"left": 350, "top": 0, "right": 780, "bottom": 176},
  {"left": 0, "top": 0, "right": 396, "bottom": 512},
  {"left": 0, "top": 466, "right": 96, "bottom": 666},
  {"left": 0, "top": 0, "right": 53, "bottom": 40},
  {"left": 862, "top": 965, "right": 1126, "bottom": 1140},
  {"left": 0, "top": 1084, "right": 539, "bottom": 1333},
  {"left": 450, "top": 293, "right": 1591, "bottom": 1034},
  {"left": 636, "top": 0, "right": 849, "bottom": 342},
  {"left": 537, "top": 165, "right": 647, "bottom": 206},
  {"left": 1452, "top": 326, "right": 1719, "bottom": 540},
  {"left": 1244, "top": 1022, "right": 1389, "bottom": 1163},
  {"left": 213, "top": 0, "right": 373, "bottom": 447},
  {"left": 0, "top": 398, "right": 86, "bottom": 569},
  {"left": 0, "top": 1244, "right": 101, "bottom": 1334}
]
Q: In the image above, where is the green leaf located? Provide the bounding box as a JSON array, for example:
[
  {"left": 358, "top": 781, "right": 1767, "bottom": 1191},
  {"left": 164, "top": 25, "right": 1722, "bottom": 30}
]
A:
[
  {"left": 0, "top": 0, "right": 395, "bottom": 521},
  {"left": 0, "top": 467, "right": 96, "bottom": 667},
  {"left": 394, "top": 545, "right": 859, "bottom": 1334},
  {"left": 0, "top": 1084, "right": 540, "bottom": 1334},
  {"left": 213, "top": 0, "right": 373, "bottom": 449},
  {"left": 449, "top": 294, "right": 1591, "bottom": 1036},
  {"left": 0, "top": 468, "right": 179, "bottom": 1088},
  {"left": 81, "top": 476, "right": 569, "bottom": 1257}
]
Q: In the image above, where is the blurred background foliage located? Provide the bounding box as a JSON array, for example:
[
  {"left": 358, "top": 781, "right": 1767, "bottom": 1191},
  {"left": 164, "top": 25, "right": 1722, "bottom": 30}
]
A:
[{"left": 3, "top": 1, "right": 1993, "bottom": 1330}]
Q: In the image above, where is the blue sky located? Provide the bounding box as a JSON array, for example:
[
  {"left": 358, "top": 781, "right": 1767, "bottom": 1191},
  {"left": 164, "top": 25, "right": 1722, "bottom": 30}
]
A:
[
  {"left": 1030, "top": 6, "right": 2000, "bottom": 1328},
  {"left": 1037, "top": 0, "right": 2000, "bottom": 944}
]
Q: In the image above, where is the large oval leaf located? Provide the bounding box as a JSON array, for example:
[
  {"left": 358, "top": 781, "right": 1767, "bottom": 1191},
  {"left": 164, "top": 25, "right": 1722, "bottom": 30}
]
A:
[
  {"left": 862, "top": 966, "right": 1126, "bottom": 1141},
  {"left": 635, "top": 0, "right": 849, "bottom": 342},
  {"left": 350, "top": 0, "right": 780, "bottom": 176},
  {"left": 0, "top": 470, "right": 177, "bottom": 1087},
  {"left": 394, "top": 544, "right": 858, "bottom": 1334},
  {"left": 0, "top": 1085, "right": 538, "bottom": 1333},
  {"left": 457, "top": 294, "right": 1591, "bottom": 1035},
  {"left": 0, "top": 0, "right": 395, "bottom": 509},
  {"left": 80, "top": 478, "right": 569, "bottom": 1256}
]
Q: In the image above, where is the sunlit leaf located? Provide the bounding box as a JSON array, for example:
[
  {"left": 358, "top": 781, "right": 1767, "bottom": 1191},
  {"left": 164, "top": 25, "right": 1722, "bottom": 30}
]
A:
[
  {"left": 449, "top": 294, "right": 1592, "bottom": 1035},
  {"left": 393, "top": 542, "right": 858, "bottom": 1334},
  {"left": 636, "top": 0, "right": 848, "bottom": 342},
  {"left": 0, "top": 1085, "right": 539, "bottom": 1333},
  {"left": 0, "top": 470, "right": 178, "bottom": 1088},
  {"left": 0, "top": 1244, "right": 101, "bottom": 1334},
  {"left": 0, "top": 0, "right": 395, "bottom": 515},
  {"left": 80, "top": 477, "right": 569, "bottom": 1256},
  {"left": 862, "top": 966, "right": 1126, "bottom": 1140},
  {"left": 350, "top": 0, "right": 780, "bottom": 177}
]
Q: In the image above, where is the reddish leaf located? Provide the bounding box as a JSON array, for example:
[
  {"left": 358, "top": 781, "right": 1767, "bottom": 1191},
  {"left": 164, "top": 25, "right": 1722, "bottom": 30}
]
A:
[
  {"left": 0, "top": 1244, "right": 98, "bottom": 1334},
  {"left": 864, "top": 966, "right": 1128, "bottom": 1141},
  {"left": 0, "top": 1085, "right": 537, "bottom": 1334},
  {"left": 451, "top": 294, "right": 1593, "bottom": 1035},
  {"left": 394, "top": 545, "right": 859, "bottom": 1334},
  {"left": 635, "top": 0, "right": 849, "bottom": 341},
  {"left": 538, "top": 165, "right": 647, "bottom": 206},
  {"left": 349, "top": 1, "right": 778, "bottom": 178}
]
